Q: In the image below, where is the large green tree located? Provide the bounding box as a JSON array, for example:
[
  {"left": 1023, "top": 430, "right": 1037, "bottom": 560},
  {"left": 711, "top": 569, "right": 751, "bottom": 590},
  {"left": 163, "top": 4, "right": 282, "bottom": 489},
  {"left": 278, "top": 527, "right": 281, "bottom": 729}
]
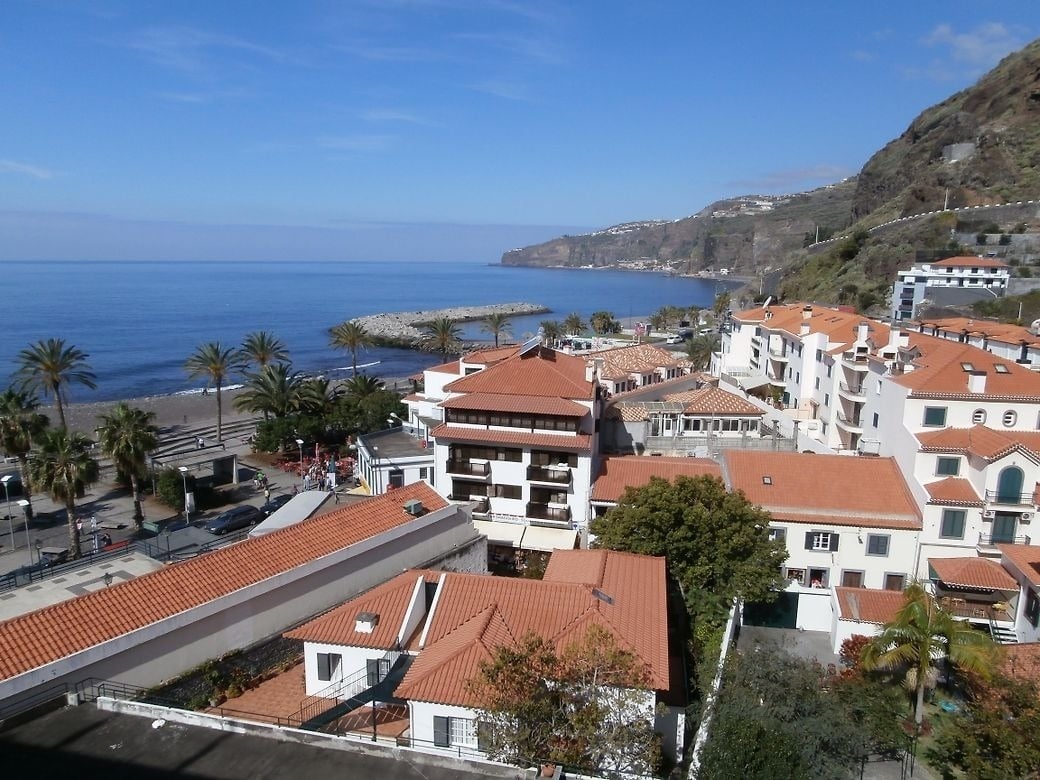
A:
[
  {"left": 239, "top": 331, "right": 289, "bottom": 370},
  {"left": 589, "top": 475, "right": 787, "bottom": 623},
  {"left": 96, "top": 403, "right": 158, "bottom": 528},
  {"left": 421, "top": 317, "right": 463, "bottom": 358},
  {"left": 562, "top": 313, "right": 585, "bottom": 336},
  {"left": 0, "top": 387, "right": 49, "bottom": 511},
  {"left": 29, "top": 428, "right": 100, "bottom": 559},
  {"left": 469, "top": 625, "right": 661, "bottom": 776},
  {"left": 539, "top": 320, "right": 562, "bottom": 346},
  {"left": 233, "top": 363, "right": 305, "bottom": 419},
  {"left": 329, "top": 321, "right": 373, "bottom": 374},
  {"left": 684, "top": 333, "right": 720, "bottom": 370},
  {"left": 589, "top": 311, "right": 621, "bottom": 335},
  {"left": 862, "top": 582, "right": 998, "bottom": 727},
  {"left": 184, "top": 342, "right": 244, "bottom": 443},
  {"left": 480, "top": 313, "right": 512, "bottom": 348},
  {"left": 15, "top": 338, "right": 96, "bottom": 431}
]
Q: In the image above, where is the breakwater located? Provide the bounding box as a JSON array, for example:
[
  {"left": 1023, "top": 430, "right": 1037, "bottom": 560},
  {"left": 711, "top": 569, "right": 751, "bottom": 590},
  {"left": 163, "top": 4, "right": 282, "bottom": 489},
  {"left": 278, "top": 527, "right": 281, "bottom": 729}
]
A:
[{"left": 350, "top": 302, "right": 550, "bottom": 349}]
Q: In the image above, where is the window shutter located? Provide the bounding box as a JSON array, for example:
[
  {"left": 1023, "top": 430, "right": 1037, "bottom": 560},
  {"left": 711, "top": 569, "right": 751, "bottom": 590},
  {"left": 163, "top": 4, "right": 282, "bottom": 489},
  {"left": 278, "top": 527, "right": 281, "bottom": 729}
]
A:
[
  {"left": 367, "top": 659, "right": 380, "bottom": 686},
  {"left": 433, "top": 716, "right": 450, "bottom": 747},
  {"left": 830, "top": 533, "right": 840, "bottom": 551},
  {"left": 804, "top": 532, "right": 813, "bottom": 550},
  {"left": 317, "top": 653, "right": 331, "bottom": 682}
]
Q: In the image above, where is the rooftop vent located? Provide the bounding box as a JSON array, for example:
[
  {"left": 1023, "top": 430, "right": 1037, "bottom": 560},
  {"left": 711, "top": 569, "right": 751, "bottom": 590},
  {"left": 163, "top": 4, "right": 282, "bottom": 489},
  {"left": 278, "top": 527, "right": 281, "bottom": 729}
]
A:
[
  {"left": 591, "top": 588, "right": 614, "bottom": 605},
  {"left": 403, "top": 499, "right": 424, "bottom": 516},
  {"left": 762, "top": 476, "right": 773, "bottom": 485},
  {"left": 355, "top": 611, "right": 380, "bottom": 634}
]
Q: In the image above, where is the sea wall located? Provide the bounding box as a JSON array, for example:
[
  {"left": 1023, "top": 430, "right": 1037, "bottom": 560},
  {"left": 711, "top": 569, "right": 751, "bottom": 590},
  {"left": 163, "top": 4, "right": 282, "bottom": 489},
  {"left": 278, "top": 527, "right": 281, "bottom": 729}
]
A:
[{"left": 350, "top": 302, "right": 549, "bottom": 348}]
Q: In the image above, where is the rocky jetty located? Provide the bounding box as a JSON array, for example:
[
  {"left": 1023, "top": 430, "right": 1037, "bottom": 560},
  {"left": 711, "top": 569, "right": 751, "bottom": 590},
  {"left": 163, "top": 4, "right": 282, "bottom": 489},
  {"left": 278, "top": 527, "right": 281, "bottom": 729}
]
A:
[{"left": 350, "top": 302, "right": 550, "bottom": 349}]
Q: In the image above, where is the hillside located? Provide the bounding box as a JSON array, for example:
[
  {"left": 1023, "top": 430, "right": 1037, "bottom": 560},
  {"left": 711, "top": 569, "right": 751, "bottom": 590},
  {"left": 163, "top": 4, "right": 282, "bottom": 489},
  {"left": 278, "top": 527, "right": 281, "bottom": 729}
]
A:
[{"left": 502, "top": 38, "right": 1040, "bottom": 311}]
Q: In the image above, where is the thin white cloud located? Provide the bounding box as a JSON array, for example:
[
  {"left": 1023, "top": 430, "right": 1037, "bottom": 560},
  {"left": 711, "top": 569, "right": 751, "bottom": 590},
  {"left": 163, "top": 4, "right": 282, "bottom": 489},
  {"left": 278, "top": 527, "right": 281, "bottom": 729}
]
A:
[
  {"left": 156, "top": 87, "right": 252, "bottom": 104},
  {"left": 361, "top": 108, "right": 438, "bottom": 126},
  {"left": 335, "top": 43, "right": 444, "bottom": 63},
  {"left": 731, "top": 165, "right": 854, "bottom": 191},
  {"left": 318, "top": 134, "right": 393, "bottom": 152},
  {"left": 469, "top": 79, "right": 532, "bottom": 101},
  {"left": 0, "top": 159, "right": 57, "bottom": 180},
  {"left": 126, "top": 25, "right": 284, "bottom": 73},
  {"left": 452, "top": 31, "right": 565, "bottom": 65},
  {"left": 924, "top": 22, "right": 1024, "bottom": 67}
]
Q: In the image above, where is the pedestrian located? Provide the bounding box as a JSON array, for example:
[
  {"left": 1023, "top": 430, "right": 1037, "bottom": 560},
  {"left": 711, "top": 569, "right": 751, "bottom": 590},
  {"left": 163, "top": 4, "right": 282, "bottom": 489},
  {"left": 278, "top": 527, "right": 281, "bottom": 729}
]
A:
[{"left": 264, "top": 487, "right": 271, "bottom": 502}]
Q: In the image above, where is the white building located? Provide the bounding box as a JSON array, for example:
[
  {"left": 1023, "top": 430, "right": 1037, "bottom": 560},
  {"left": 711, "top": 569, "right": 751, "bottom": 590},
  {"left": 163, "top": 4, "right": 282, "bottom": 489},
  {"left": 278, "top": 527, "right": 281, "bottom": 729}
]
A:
[{"left": 890, "top": 255, "right": 1010, "bottom": 321}]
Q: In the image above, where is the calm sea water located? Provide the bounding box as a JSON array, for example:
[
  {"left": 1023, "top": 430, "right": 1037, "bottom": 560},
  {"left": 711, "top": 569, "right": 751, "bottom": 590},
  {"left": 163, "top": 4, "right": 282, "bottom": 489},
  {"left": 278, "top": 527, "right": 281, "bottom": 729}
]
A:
[{"left": 0, "top": 261, "right": 730, "bottom": 402}]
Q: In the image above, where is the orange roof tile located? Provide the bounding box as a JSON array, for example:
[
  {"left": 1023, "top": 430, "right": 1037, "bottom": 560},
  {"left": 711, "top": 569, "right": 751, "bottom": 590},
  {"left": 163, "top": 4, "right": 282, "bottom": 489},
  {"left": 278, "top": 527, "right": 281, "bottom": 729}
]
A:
[
  {"left": 594, "top": 343, "right": 689, "bottom": 380},
  {"left": 925, "top": 477, "right": 983, "bottom": 506},
  {"left": 591, "top": 456, "right": 722, "bottom": 503},
  {"left": 440, "top": 393, "right": 588, "bottom": 417},
  {"left": 998, "top": 544, "right": 1040, "bottom": 588},
  {"left": 426, "top": 359, "right": 461, "bottom": 375},
  {"left": 732, "top": 303, "right": 892, "bottom": 347},
  {"left": 918, "top": 426, "right": 1040, "bottom": 461},
  {"left": 918, "top": 317, "right": 1040, "bottom": 347},
  {"left": 893, "top": 341, "right": 1040, "bottom": 400},
  {"left": 444, "top": 347, "right": 592, "bottom": 399},
  {"left": 462, "top": 345, "right": 520, "bottom": 365},
  {"left": 930, "top": 255, "right": 1009, "bottom": 268},
  {"left": 835, "top": 587, "right": 905, "bottom": 624},
  {"left": 430, "top": 424, "right": 591, "bottom": 452},
  {"left": 724, "top": 451, "right": 921, "bottom": 530},
  {"left": 929, "top": 557, "right": 1018, "bottom": 590},
  {"left": 0, "top": 483, "right": 448, "bottom": 682},
  {"left": 671, "top": 387, "right": 763, "bottom": 416}
]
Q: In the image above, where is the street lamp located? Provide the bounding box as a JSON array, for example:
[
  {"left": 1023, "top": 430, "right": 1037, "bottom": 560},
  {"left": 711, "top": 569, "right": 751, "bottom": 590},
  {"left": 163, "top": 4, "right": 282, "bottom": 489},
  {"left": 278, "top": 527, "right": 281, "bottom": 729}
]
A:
[
  {"left": 296, "top": 439, "right": 305, "bottom": 488},
  {"left": 18, "top": 500, "right": 31, "bottom": 565},
  {"left": 1, "top": 475, "right": 14, "bottom": 551},
  {"left": 178, "top": 466, "right": 190, "bottom": 525}
]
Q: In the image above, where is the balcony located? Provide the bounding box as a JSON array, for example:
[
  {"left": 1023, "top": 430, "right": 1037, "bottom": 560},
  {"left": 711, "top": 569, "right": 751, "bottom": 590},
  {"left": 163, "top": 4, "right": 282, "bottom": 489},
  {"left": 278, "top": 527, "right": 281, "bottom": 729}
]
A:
[
  {"left": 984, "top": 490, "right": 1034, "bottom": 506},
  {"left": 840, "top": 351, "right": 870, "bottom": 371},
  {"left": 526, "top": 465, "right": 572, "bottom": 485},
  {"left": 449, "top": 494, "right": 490, "bottom": 513},
  {"left": 838, "top": 381, "right": 864, "bottom": 399},
  {"left": 526, "top": 503, "right": 571, "bottom": 524},
  {"left": 835, "top": 411, "right": 863, "bottom": 430},
  {"left": 978, "top": 532, "right": 1031, "bottom": 547},
  {"left": 446, "top": 459, "right": 490, "bottom": 478},
  {"left": 766, "top": 348, "right": 789, "bottom": 362},
  {"left": 940, "top": 596, "right": 1014, "bottom": 624}
]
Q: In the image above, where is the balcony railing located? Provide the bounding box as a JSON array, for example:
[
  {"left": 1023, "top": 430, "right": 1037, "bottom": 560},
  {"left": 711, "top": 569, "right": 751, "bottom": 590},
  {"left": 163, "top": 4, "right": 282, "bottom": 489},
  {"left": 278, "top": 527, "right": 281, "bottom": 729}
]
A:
[
  {"left": 838, "top": 381, "right": 864, "bottom": 398},
  {"left": 940, "top": 598, "right": 1014, "bottom": 623},
  {"left": 836, "top": 411, "right": 862, "bottom": 428},
  {"left": 978, "top": 532, "right": 1031, "bottom": 547},
  {"left": 984, "top": 490, "right": 1034, "bottom": 505},
  {"left": 525, "top": 503, "right": 571, "bottom": 523},
  {"left": 767, "top": 349, "right": 789, "bottom": 361},
  {"left": 841, "top": 351, "right": 870, "bottom": 369},
  {"left": 526, "top": 465, "right": 572, "bottom": 485},
  {"left": 446, "top": 460, "right": 490, "bottom": 477}
]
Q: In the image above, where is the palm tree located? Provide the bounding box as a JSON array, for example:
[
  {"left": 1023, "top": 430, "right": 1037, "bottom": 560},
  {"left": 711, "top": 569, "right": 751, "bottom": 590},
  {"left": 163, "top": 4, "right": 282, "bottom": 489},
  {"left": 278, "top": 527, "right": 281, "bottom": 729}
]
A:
[
  {"left": 15, "top": 338, "right": 96, "bottom": 431},
  {"left": 239, "top": 331, "right": 289, "bottom": 370},
  {"left": 329, "top": 321, "right": 373, "bottom": 374},
  {"left": 590, "top": 311, "right": 621, "bottom": 335},
  {"left": 563, "top": 313, "right": 585, "bottom": 336},
  {"left": 685, "top": 334, "right": 720, "bottom": 370},
  {"left": 233, "top": 363, "right": 305, "bottom": 419},
  {"left": 184, "top": 342, "right": 244, "bottom": 443},
  {"left": 861, "top": 582, "right": 998, "bottom": 727},
  {"left": 712, "top": 290, "right": 732, "bottom": 319},
  {"left": 29, "top": 428, "right": 99, "bottom": 559},
  {"left": 297, "top": 377, "right": 344, "bottom": 418},
  {"left": 480, "top": 313, "right": 512, "bottom": 348},
  {"left": 422, "top": 317, "right": 463, "bottom": 359},
  {"left": 540, "top": 320, "right": 562, "bottom": 347},
  {"left": 0, "top": 388, "right": 49, "bottom": 512},
  {"left": 648, "top": 312, "right": 667, "bottom": 335},
  {"left": 96, "top": 403, "right": 158, "bottom": 528},
  {"left": 342, "top": 374, "right": 385, "bottom": 401}
]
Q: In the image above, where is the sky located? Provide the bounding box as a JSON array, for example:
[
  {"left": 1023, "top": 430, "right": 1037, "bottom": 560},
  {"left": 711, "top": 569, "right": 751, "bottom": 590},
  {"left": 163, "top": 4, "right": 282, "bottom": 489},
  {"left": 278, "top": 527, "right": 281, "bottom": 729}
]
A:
[{"left": 0, "top": 1, "right": 1035, "bottom": 263}]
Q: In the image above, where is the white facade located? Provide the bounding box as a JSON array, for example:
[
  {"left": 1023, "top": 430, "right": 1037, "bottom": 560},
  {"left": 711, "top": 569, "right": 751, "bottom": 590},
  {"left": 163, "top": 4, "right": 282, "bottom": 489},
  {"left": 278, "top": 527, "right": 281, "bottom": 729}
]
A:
[{"left": 890, "top": 257, "right": 1010, "bottom": 321}]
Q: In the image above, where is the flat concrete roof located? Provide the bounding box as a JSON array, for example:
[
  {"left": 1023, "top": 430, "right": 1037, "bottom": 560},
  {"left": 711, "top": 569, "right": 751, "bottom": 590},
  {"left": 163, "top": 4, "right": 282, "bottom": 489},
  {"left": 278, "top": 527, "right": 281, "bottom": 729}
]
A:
[
  {"left": 249, "top": 491, "right": 331, "bottom": 538},
  {"left": 363, "top": 428, "right": 431, "bottom": 461},
  {"left": 1, "top": 705, "right": 507, "bottom": 779}
]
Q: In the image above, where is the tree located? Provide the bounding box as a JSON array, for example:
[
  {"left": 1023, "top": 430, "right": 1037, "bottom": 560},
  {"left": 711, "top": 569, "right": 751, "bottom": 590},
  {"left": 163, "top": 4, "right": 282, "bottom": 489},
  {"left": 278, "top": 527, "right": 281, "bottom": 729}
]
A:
[
  {"left": 28, "top": 428, "right": 99, "bottom": 559},
  {"left": 712, "top": 290, "right": 732, "bottom": 319},
  {"left": 329, "top": 321, "right": 373, "bottom": 374},
  {"left": 96, "top": 403, "right": 158, "bottom": 528},
  {"left": 562, "top": 312, "right": 585, "bottom": 335},
  {"left": 589, "top": 310, "right": 621, "bottom": 335},
  {"left": 539, "top": 320, "right": 562, "bottom": 346},
  {"left": 15, "top": 338, "right": 96, "bottom": 431},
  {"left": 469, "top": 625, "right": 661, "bottom": 776},
  {"left": 239, "top": 331, "right": 289, "bottom": 370},
  {"left": 233, "top": 363, "right": 305, "bottom": 419},
  {"left": 480, "top": 313, "right": 512, "bottom": 348},
  {"left": 184, "top": 342, "right": 244, "bottom": 443},
  {"left": 861, "top": 582, "right": 998, "bottom": 727},
  {"left": 296, "top": 376, "right": 344, "bottom": 418},
  {"left": 684, "top": 333, "right": 720, "bottom": 370},
  {"left": 589, "top": 475, "right": 787, "bottom": 624},
  {"left": 421, "top": 317, "right": 463, "bottom": 358},
  {"left": 0, "top": 387, "right": 49, "bottom": 512}
]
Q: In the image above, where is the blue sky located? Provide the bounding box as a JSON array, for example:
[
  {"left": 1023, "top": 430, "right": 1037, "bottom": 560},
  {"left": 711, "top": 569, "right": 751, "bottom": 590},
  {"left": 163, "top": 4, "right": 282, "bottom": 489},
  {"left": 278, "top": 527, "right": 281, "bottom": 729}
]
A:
[{"left": 0, "top": 1, "right": 1034, "bottom": 262}]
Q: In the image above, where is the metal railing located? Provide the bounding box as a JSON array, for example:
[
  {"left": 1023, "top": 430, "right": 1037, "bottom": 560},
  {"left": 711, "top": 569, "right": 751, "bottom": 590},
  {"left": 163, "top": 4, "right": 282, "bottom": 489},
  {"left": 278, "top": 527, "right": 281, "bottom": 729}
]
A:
[
  {"left": 836, "top": 411, "right": 862, "bottom": 427},
  {"left": 984, "top": 490, "right": 1034, "bottom": 505},
  {"left": 978, "top": 532, "right": 1031, "bottom": 547},
  {"left": 838, "top": 381, "right": 864, "bottom": 397},
  {"left": 445, "top": 460, "right": 490, "bottom": 477},
  {"left": 526, "top": 465, "right": 572, "bottom": 485},
  {"left": 525, "top": 503, "right": 570, "bottom": 523}
]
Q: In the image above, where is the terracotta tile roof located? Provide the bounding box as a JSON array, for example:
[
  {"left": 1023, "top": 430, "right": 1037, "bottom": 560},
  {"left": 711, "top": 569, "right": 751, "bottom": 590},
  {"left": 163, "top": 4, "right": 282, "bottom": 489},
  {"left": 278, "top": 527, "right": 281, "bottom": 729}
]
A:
[
  {"left": 401, "top": 393, "right": 424, "bottom": 403},
  {"left": 835, "top": 587, "right": 905, "bottom": 625},
  {"left": 732, "top": 303, "right": 892, "bottom": 346},
  {"left": 723, "top": 451, "right": 921, "bottom": 530},
  {"left": 594, "top": 343, "right": 689, "bottom": 380},
  {"left": 440, "top": 393, "right": 588, "bottom": 417},
  {"left": 426, "top": 359, "right": 461, "bottom": 375},
  {"left": 766, "top": 512, "right": 922, "bottom": 530},
  {"left": 918, "top": 425, "right": 1040, "bottom": 461},
  {"left": 998, "top": 544, "right": 1040, "bottom": 587},
  {"left": 925, "top": 477, "right": 983, "bottom": 506},
  {"left": 462, "top": 345, "right": 520, "bottom": 365},
  {"left": 930, "top": 255, "right": 1009, "bottom": 268},
  {"left": 892, "top": 341, "right": 1040, "bottom": 400},
  {"left": 444, "top": 347, "right": 592, "bottom": 399},
  {"left": 0, "top": 483, "right": 448, "bottom": 682},
  {"left": 394, "top": 550, "right": 669, "bottom": 707},
  {"left": 591, "top": 456, "right": 722, "bottom": 503},
  {"left": 670, "top": 387, "right": 763, "bottom": 416},
  {"left": 1004, "top": 642, "right": 1040, "bottom": 685},
  {"left": 430, "top": 424, "right": 591, "bottom": 452},
  {"left": 918, "top": 317, "right": 1040, "bottom": 347},
  {"left": 604, "top": 404, "right": 651, "bottom": 422},
  {"left": 285, "top": 571, "right": 440, "bottom": 649},
  {"left": 929, "top": 556, "right": 1018, "bottom": 590}
]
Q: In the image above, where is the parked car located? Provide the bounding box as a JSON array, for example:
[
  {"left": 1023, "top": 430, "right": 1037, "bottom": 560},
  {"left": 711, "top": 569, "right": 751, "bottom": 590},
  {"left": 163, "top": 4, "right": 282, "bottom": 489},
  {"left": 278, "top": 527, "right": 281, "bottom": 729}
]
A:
[
  {"left": 665, "top": 334, "right": 686, "bottom": 344},
  {"left": 204, "top": 505, "right": 263, "bottom": 535},
  {"left": 260, "top": 494, "right": 292, "bottom": 517}
]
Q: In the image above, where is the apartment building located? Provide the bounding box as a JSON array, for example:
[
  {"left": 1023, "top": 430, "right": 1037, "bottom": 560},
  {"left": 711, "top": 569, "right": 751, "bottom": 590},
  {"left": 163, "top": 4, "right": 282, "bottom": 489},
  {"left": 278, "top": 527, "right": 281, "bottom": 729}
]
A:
[
  {"left": 890, "top": 255, "right": 1010, "bottom": 321},
  {"left": 913, "top": 316, "right": 1040, "bottom": 370}
]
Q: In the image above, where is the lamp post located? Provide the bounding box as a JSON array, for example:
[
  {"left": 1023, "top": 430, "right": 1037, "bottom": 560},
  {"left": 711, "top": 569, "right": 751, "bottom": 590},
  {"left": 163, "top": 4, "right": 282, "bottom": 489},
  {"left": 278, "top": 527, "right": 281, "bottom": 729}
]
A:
[
  {"left": 296, "top": 438, "right": 305, "bottom": 488},
  {"left": 34, "top": 538, "right": 41, "bottom": 568},
  {"left": 18, "top": 500, "right": 31, "bottom": 565},
  {"left": 1, "top": 474, "right": 13, "bottom": 551},
  {"left": 178, "top": 466, "right": 190, "bottom": 525}
]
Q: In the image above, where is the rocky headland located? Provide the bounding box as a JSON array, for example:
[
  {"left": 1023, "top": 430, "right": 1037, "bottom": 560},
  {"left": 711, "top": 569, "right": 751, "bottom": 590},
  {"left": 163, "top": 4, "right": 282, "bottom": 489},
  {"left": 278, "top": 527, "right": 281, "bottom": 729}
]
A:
[{"left": 351, "top": 302, "right": 550, "bottom": 349}]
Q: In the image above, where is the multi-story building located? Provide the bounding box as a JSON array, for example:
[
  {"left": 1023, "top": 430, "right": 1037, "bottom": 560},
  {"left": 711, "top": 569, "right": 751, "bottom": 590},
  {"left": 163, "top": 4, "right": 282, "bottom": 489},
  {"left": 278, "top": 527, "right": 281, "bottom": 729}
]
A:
[
  {"left": 912, "top": 316, "right": 1040, "bottom": 370},
  {"left": 890, "top": 255, "right": 1010, "bottom": 321}
]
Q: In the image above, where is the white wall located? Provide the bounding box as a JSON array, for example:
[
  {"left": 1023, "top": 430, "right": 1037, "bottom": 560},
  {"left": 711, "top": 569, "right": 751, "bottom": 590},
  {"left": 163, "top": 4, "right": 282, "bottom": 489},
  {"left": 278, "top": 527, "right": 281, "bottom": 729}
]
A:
[
  {"left": 794, "top": 587, "right": 832, "bottom": 631},
  {"left": 301, "top": 642, "right": 388, "bottom": 697},
  {"left": 409, "top": 700, "right": 485, "bottom": 759}
]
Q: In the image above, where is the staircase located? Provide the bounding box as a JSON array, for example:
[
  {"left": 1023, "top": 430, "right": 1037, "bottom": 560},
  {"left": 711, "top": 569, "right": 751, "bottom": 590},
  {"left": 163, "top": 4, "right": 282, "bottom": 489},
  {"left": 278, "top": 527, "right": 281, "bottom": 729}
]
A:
[{"left": 989, "top": 619, "right": 1019, "bottom": 644}]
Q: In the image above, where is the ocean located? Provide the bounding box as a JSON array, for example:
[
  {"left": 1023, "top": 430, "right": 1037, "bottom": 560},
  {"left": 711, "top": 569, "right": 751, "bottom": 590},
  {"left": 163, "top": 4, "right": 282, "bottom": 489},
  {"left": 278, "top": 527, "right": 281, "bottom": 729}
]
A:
[{"left": 0, "top": 260, "right": 733, "bottom": 402}]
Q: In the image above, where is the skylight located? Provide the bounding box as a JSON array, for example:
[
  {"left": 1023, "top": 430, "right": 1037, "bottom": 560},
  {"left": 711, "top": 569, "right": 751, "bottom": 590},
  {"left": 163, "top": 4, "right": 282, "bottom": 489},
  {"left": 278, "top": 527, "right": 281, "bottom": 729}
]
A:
[
  {"left": 994, "top": 364, "right": 1010, "bottom": 373},
  {"left": 762, "top": 476, "right": 773, "bottom": 485},
  {"left": 960, "top": 362, "right": 975, "bottom": 372}
]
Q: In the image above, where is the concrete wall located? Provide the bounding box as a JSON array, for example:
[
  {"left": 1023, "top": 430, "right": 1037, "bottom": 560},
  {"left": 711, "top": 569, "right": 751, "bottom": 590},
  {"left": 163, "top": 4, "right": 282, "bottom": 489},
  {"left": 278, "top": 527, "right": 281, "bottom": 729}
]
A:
[{"left": 795, "top": 587, "right": 833, "bottom": 632}]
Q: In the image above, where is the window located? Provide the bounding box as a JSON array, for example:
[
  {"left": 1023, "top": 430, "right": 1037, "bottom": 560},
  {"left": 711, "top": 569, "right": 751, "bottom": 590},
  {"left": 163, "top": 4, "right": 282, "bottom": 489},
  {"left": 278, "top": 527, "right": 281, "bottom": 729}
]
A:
[
  {"left": 494, "top": 484, "right": 522, "bottom": 500},
  {"left": 434, "top": 716, "right": 478, "bottom": 748},
  {"left": 317, "top": 653, "right": 342, "bottom": 682},
  {"left": 872, "top": 412, "right": 879, "bottom": 428},
  {"left": 366, "top": 658, "right": 390, "bottom": 686},
  {"left": 824, "top": 393, "right": 829, "bottom": 407},
  {"left": 1027, "top": 589, "right": 1040, "bottom": 628},
  {"left": 805, "top": 531, "right": 838, "bottom": 551},
  {"left": 940, "top": 509, "right": 966, "bottom": 539},
  {"left": 816, "top": 349, "right": 823, "bottom": 362},
  {"left": 936, "top": 457, "right": 960, "bottom": 476},
  {"left": 785, "top": 567, "right": 806, "bottom": 585},
  {"left": 815, "top": 377, "right": 820, "bottom": 390},
  {"left": 923, "top": 407, "right": 947, "bottom": 427},
  {"left": 972, "top": 409, "right": 987, "bottom": 424},
  {"left": 866, "top": 534, "right": 890, "bottom": 556},
  {"left": 841, "top": 570, "right": 864, "bottom": 588},
  {"left": 884, "top": 573, "right": 906, "bottom": 592},
  {"left": 419, "top": 467, "right": 429, "bottom": 480},
  {"left": 827, "top": 365, "right": 832, "bottom": 378},
  {"left": 1003, "top": 410, "right": 1018, "bottom": 427},
  {"left": 767, "top": 527, "right": 786, "bottom": 542}
]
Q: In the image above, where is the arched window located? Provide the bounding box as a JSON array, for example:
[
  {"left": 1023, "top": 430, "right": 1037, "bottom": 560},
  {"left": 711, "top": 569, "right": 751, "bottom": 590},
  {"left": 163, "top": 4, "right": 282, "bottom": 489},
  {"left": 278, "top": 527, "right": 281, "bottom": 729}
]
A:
[
  {"left": 1004, "top": 410, "right": 1018, "bottom": 427},
  {"left": 972, "top": 409, "right": 986, "bottom": 424},
  {"left": 996, "top": 466, "right": 1025, "bottom": 503}
]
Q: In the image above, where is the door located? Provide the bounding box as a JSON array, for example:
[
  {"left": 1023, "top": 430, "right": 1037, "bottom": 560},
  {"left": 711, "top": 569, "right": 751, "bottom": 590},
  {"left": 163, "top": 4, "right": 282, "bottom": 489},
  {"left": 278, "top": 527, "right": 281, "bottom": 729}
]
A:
[
  {"left": 996, "top": 466, "right": 1024, "bottom": 503},
  {"left": 993, "top": 513, "right": 1018, "bottom": 544}
]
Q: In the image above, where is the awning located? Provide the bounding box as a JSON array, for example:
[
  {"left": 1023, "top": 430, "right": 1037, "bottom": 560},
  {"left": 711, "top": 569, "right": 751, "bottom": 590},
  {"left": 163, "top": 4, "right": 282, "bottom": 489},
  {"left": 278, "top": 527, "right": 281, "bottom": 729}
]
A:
[
  {"left": 734, "top": 375, "right": 771, "bottom": 390},
  {"left": 473, "top": 519, "right": 526, "bottom": 547},
  {"left": 520, "top": 525, "right": 579, "bottom": 553}
]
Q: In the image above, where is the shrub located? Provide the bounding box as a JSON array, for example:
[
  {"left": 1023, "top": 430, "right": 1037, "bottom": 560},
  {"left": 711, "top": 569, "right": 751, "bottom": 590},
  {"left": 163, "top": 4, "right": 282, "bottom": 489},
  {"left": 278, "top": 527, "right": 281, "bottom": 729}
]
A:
[{"left": 999, "top": 233, "right": 1012, "bottom": 245}]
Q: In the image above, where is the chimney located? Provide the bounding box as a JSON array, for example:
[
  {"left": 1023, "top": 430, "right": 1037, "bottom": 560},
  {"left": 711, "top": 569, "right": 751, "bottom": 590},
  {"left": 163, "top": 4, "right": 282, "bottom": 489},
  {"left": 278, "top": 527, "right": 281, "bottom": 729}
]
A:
[
  {"left": 585, "top": 360, "right": 595, "bottom": 382},
  {"left": 801, "top": 305, "right": 813, "bottom": 320},
  {"left": 856, "top": 321, "right": 869, "bottom": 343},
  {"left": 403, "top": 499, "right": 424, "bottom": 516},
  {"left": 967, "top": 370, "right": 987, "bottom": 394},
  {"left": 355, "top": 611, "right": 380, "bottom": 634},
  {"left": 799, "top": 321, "right": 811, "bottom": 337}
]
